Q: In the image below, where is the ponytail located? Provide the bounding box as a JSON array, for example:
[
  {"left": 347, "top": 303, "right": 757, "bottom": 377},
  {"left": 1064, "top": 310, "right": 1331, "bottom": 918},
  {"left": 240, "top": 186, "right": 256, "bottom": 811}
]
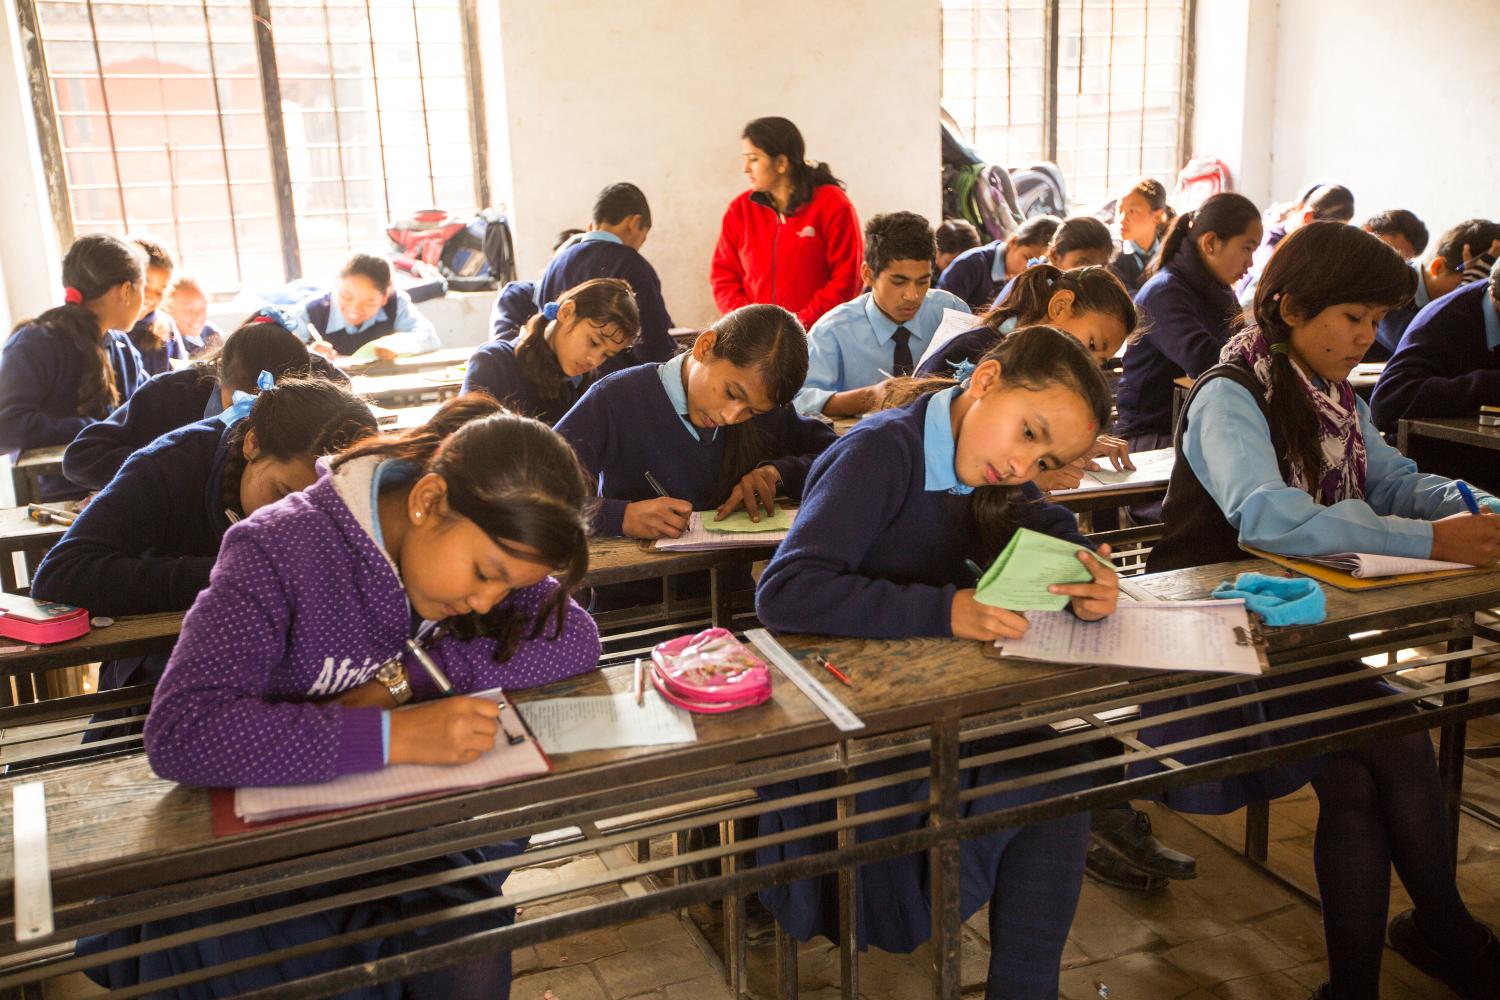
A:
[
  {"left": 977, "top": 264, "right": 1137, "bottom": 340},
  {"left": 1144, "top": 192, "right": 1261, "bottom": 281},
  {"left": 514, "top": 277, "right": 641, "bottom": 399}
]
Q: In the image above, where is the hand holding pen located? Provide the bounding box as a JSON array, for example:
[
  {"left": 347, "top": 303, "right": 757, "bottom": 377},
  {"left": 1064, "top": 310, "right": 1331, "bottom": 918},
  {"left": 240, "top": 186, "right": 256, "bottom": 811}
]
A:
[
  {"left": 1430, "top": 482, "right": 1500, "bottom": 566},
  {"left": 407, "top": 622, "right": 526, "bottom": 745},
  {"left": 622, "top": 469, "right": 692, "bottom": 539}
]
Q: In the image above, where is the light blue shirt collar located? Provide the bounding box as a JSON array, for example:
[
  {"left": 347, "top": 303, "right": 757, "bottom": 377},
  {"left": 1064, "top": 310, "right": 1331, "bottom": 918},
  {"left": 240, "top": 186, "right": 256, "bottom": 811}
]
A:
[
  {"left": 1483, "top": 288, "right": 1500, "bottom": 352},
  {"left": 582, "top": 230, "right": 623, "bottom": 245},
  {"left": 1124, "top": 237, "right": 1160, "bottom": 259},
  {"left": 327, "top": 298, "right": 389, "bottom": 336},
  {"left": 922, "top": 385, "right": 973, "bottom": 495},
  {"left": 988, "top": 241, "right": 1008, "bottom": 282},
  {"left": 1412, "top": 260, "right": 1431, "bottom": 310},
  {"left": 657, "top": 353, "right": 718, "bottom": 441},
  {"left": 862, "top": 295, "right": 907, "bottom": 346}
]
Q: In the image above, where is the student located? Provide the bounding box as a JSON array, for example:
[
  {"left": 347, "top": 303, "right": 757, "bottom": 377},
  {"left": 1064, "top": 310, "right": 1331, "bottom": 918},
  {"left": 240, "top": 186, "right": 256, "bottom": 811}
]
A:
[
  {"left": 1111, "top": 178, "right": 1175, "bottom": 295},
  {"left": 536, "top": 183, "right": 675, "bottom": 372},
  {"left": 35, "top": 378, "right": 377, "bottom": 702},
  {"left": 934, "top": 217, "right": 981, "bottom": 278},
  {"left": 795, "top": 212, "right": 971, "bottom": 418},
  {"left": 756, "top": 326, "right": 1118, "bottom": 998},
  {"left": 161, "top": 275, "right": 222, "bottom": 359},
  {"left": 711, "top": 116, "right": 863, "bottom": 329},
  {"left": 1147, "top": 222, "right": 1500, "bottom": 1000},
  {"left": 1374, "top": 218, "right": 1500, "bottom": 358},
  {"left": 92, "top": 398, "right": 600, "bottom": 998},
  {"left": 0, "top": 234, "right": 147, "bottom": 500},
  {"left": 61, "top": 316, "right": 344, "bottom": 491},
  {"left": 1115, "top": 192, "right": 1262, "bottom": 454},
  {"left": 1363, "top": 208, "right": 1428, "bottom": 261},
  {"left": 556, "top": 302, "right": 835, "bottom": 541},
  {"left": 463, "top": 278, "right": 640, "bottom": 424},
  {"left": 936, "top": 214, "right": 1061, "bottom": 311},
  {"left": 1237, "top": 182, "right": 1354, "bottom": 307},
  {"left": 289, "top": 252, "right": 441, "bottom": 358},
  {"left": 125, "top": 237, "right": 188, "bottom": 377},
  {"left": 489, "top": 229, "right": 585, "bottom": 341},
  {"left": 1370, "top": 257, "right": 1500, "bottom": 492}
]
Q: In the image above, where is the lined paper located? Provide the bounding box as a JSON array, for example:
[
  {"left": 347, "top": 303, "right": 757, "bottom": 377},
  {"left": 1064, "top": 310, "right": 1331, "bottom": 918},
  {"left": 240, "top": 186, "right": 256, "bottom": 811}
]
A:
[
  {"left": 655, "top": 512, "right": 792, "bottom": 551},
  {"left": 1303, "top": 552, "right": 1473, "bottom": 578},
  {"left": 998, "top": 600, "right": 1264, "bottom": 675},
  {"left": 1049, "top": 448, "right": 1176, "bottom": 495},
  {"left": 915, "top": 308, "right": 983, "bottom": 369},
  {"left": 517, "top": 691, "right": 698, "bottom": 754}
]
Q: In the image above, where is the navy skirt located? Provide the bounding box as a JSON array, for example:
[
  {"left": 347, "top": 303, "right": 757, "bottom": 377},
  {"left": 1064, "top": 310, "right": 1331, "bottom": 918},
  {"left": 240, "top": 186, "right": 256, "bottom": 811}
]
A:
[
  {"left": 78, "top": 842, "right": 522, "bottom": 999},
  {"left": 1135, "top": 660, "right": 1401, "bottom": 814},
  {"left": 755, "top": 734, "right": 1090, "bottom": 954}
]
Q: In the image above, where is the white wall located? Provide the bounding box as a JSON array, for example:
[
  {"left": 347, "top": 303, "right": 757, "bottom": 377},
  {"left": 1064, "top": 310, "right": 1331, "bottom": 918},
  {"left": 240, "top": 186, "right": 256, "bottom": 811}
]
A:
[
  {"left": 490, "top": 0, "right": 942, "bottom": 328},
  {"left": 1196, "top": 0, "right": 1500, "bottom": 233}
]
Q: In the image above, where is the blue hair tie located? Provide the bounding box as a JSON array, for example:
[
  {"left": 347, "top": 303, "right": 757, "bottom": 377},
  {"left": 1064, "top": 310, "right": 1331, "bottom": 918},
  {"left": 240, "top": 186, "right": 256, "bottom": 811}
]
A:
[
  {"left": 542, "top": 301, "right": 560, "bottom": 321},
  {"left": 252, "top": 306, "right": 297, "bottom": 334},
  {"left": 218, "top": 370, "right": 275, "bottom": 426},
  {"left": 949, "top": 359, "right": 977, "bottom": 384},
  {"left": 1026, "top": 255, "right": 1048, "bottom": 268}
]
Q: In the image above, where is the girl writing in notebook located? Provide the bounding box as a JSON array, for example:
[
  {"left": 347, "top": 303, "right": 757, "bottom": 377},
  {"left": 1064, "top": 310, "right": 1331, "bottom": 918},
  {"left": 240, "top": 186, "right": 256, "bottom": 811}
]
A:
[
  {"left": 462, "top": 277, "right": 640, "bottom": 424},
  {"left": 755, "top": 326, "right": 1118, "bottom": 999},
  {"left": 1147, "top": 222, "right": 1500, "bottom": 1000},
  {"left": 102, "top": 398, "right": 600, "bottom": 999},
  {"left": 62, "top": 315, "right": 346, "bottom": 491}
]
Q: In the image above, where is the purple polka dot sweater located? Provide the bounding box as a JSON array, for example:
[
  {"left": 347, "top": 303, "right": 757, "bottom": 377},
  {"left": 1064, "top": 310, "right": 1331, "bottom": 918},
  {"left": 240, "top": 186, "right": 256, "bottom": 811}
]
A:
[{"left": 144, "top": 455, "right": 601, "bottom": 788}]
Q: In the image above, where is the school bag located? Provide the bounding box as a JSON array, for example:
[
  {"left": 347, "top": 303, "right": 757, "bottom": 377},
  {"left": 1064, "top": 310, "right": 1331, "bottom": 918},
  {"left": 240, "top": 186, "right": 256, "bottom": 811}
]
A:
[
  {"left": 1173, "top": 156, "right": 1234, "bottom": 212},
  {"left": 1010, "top": 162, "right": 1067, "bottom": 219},
  {"left": 440, "top": 208, "right": 517, "bottom": 292}
]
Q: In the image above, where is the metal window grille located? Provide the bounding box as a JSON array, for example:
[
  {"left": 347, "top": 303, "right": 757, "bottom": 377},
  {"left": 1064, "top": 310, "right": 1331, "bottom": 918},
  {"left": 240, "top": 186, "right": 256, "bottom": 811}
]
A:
[
  {"left": 20, "top": 0, "right": 487, "bottom": 296},
  {"left": 942, "top": 0, "right": 1192, "bottom": 213}
]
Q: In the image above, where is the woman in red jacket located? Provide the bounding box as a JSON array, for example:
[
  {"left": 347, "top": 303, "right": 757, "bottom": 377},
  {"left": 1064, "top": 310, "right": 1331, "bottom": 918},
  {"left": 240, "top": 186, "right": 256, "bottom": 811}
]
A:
[{"left": 711, "top": 117, "right": 863, "bottom": 328}]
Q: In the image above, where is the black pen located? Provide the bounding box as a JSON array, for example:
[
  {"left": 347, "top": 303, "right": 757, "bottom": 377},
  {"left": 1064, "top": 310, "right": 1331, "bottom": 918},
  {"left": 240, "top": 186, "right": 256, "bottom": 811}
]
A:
[
  {"left": 644, "top": 470, "right": 668, "bottom": 498},
  {"left": 965, "top": 559, "right": 984, "bottom": 582}
]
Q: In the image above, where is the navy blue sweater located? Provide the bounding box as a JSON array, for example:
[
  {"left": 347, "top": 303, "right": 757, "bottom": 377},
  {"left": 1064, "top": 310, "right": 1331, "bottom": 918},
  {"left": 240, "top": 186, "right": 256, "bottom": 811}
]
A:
[
  {"left": 304, "top": 292, "right": 398, "bottom": 355},
  {"left": 33, "top": 420, "right": 232, "bottom": 617},
  {"left": 128, "top": 311, "right": 184, "bottom": 377},
  {"left": 553, "top": 363, "right": 837, "bottom": 536},
  {"left": 756, "top": 393, "right": 1087, "bottom": 638},
  {"left": 62, "top": 367, "right": 216, "bottom": 491},
  {"left": 538, "top": 240, "right": 676, "bottom": 373},
  {"left": 914, "top": 324, "right": 999, "bottom": 377},
  {"left": 461, "top": 338, "right": 594, "bottom": 425},
  {"left": 0, "top": 322, "right": 145, "bottom": 499},
  {"left": 490, "top": 280, "right": 539, "bottom": 340},
  {"left": 936, "top": 242, "right": 1005, "bottom": 311},
  {"left": 1116, "top": 242, "right": 1241, "bottom": 437}
]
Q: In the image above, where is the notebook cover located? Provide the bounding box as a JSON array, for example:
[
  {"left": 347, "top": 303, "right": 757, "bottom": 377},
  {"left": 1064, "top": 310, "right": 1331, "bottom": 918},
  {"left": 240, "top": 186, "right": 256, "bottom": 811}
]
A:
[{"left": 1242, "top": 547, "right": 1494, "bottom": 591}]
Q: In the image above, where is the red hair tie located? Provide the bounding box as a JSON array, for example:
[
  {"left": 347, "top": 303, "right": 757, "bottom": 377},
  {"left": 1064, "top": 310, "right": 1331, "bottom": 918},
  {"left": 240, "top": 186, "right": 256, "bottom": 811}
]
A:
[{"left": 63, "top": 286, "right": 83, "bottom": 305}]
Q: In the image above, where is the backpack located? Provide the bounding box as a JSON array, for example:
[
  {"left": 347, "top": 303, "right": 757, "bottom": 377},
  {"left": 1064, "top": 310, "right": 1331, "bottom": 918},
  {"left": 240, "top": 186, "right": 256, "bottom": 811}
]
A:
[
  {"left": 1173, "top": 156, "right": 1233, "bottom": 212},
  {"left": 1009, "top": 162, "right": 1067, "bottom": 219},
  {"left": 439, "top": 208, "right": 517, "bottom": 292}
]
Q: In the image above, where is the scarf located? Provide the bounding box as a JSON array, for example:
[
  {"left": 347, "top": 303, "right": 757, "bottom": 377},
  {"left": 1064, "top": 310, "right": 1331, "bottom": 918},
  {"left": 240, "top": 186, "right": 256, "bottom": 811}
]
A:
[{"left": 1220, "top": 326, "right": 1366, "bottom": 505}]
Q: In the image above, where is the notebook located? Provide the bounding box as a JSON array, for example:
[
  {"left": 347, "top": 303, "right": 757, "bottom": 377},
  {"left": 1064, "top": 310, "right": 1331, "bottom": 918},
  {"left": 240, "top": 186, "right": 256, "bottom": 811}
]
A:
[
  {"left": 996, "top": 599, "right": 1266, "bottom": 675},
  {"left": 654, "top": 511, "right": 794, "bottom": 551},
  {"left": 517, "top": 691, "right": 697, "bottom": 754},
  {"left": 703, "top": 507, "right": 794, "bottom": 533},
  {"left": 975, "top": 527, "right": 1096, "bottom": 611},
  {"left": 1244, "top": 546, "right": 1490, "bottom": 591},
  {"left": 231, "top": 692, "right": 548, "bottom": 825},
  {"left": 1048, "top": 448, "right": 1176, "bottom": 496},
  {"left": 915, "top": 308, "right": 983, "bottom": 369}
]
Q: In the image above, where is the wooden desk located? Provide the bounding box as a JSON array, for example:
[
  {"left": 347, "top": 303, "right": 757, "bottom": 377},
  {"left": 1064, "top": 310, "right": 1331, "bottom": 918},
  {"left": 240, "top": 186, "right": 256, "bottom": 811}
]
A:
[
  {"left": 335, "top": 346, "right": 475, "bottom": 377},
  {"left": 350, "top": 370, "right": 466, "bottom": 407},
  {"left": 7, "top": 445, "right": 65, "bottom": 507},
  {"left": 0, "top": 507, "right": 68, "bottom": 593},
  {"left": 1397, "top": 416, "right": 1500, "bottom": 456}
]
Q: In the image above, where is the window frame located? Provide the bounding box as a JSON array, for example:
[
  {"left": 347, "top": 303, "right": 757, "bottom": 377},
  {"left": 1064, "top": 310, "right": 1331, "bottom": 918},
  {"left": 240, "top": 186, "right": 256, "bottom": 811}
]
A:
[{"left": 17, "top": 0, "right": 490, "bottom": 289}]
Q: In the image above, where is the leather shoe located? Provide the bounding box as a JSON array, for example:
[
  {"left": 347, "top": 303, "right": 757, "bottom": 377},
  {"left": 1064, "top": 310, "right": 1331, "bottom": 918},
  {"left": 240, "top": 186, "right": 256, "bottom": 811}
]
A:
[
  {"left": 1091, "top": 807, "right": 1197, "bottom": 880},
  {"left": 1387, "top": 908, "right": 1500, "bottom": 1000},
  {"left": 1085, "top": 837, "right": 1168, "bottom": 892}
]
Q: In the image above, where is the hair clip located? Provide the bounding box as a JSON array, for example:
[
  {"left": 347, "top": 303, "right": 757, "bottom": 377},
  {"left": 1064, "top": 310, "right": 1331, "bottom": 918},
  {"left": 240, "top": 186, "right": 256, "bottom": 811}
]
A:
[
  {"left": 949, "top": 359, "right": 977, "bottom": 384},
  {"left": 63, "top": 286, "right": 83, "bottom": 305},
  {"left": 218, "top": 370, "right": 275, "bottom": 426},
  {"left": 542, "top": 301, "right": 560, "bottom": 321}
]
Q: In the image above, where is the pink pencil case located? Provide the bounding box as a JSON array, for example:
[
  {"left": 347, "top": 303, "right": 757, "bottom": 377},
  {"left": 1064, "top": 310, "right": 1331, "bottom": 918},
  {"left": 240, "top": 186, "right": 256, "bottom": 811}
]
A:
[
  {"left": 0, "top": 593, "right": 90, "bottom": 644},
  {"left": 649, "top": 628, "right": 772, "bottom": 714}
]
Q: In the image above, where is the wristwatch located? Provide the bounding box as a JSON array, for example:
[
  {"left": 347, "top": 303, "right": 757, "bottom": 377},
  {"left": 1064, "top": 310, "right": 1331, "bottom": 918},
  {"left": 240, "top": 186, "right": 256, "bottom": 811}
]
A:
[{"left": 375, "top": 658, "right": 413, "bottom": 705}]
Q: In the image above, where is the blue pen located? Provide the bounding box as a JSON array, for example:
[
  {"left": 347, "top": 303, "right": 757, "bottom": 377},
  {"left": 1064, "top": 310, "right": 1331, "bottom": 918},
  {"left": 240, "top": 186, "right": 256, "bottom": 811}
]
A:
[{"left": 1456, "top": 480, "right": 1482, "bottom": 516}]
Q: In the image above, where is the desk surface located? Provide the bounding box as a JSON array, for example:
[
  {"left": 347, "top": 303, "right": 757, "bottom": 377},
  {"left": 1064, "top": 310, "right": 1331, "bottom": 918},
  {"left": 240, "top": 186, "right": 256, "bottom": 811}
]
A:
[
  {"left": 350, "top": 369, "right": 466, "bottom": 403},
  {"left": 0, "top": 506, "right": 68, "bottom": 554},
  {"left": 335, "top": 346, "right": 475, "bottom": 376},
  {"left": 1398, "top": 416, "right": 1500, "bottom": 452}
]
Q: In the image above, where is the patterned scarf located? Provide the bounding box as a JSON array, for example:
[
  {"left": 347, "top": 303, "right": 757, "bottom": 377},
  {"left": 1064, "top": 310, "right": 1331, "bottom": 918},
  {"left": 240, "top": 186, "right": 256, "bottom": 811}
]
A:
[{"left": 1220, "top": 326, "right": 1367, "bottom": 505}]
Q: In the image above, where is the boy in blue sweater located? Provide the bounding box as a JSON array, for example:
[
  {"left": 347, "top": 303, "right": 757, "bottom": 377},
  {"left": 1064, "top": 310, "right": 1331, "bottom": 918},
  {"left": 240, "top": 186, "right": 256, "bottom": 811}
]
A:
[
  {"left": 536, "top": 184, "right": 674, "bottom": 372},
  {"left": 796, "top": 211, "right": 971, "bottom": 418},
  {"left": 1374, "top": 219, "right": 1500, "bottom": 359},
  {"left": 936, "top": 215, "right": 1059, "bottom": 310}
]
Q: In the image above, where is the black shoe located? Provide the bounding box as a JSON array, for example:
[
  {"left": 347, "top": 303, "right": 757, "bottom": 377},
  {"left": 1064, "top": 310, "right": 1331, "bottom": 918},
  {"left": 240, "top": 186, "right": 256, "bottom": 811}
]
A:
[
  {"left": 1085, "top": 837, "right": 1169, "bottom": 892},
  {"left": 1091, "top": 808, "right": 1197, "bottom": 880},
  {"left": 1387, "top": 908, "right": 1500, "bottom": 1000}
]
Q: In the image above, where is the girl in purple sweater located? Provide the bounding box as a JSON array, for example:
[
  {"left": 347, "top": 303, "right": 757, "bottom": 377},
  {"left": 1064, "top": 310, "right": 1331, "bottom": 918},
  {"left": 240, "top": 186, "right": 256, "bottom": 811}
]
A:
[{"left": 91, "top": 397, "right": 601, "bottom": 998}]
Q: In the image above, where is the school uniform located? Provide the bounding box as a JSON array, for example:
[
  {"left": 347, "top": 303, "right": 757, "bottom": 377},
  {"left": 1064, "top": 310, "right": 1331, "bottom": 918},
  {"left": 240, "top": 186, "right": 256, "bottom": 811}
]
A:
[
  {"left": 752, "top": 389, "right": 1091, "bottom": 985},
  {"left": 1370, "top": 281, "right": 1500, "bottom": 489},
  {"left": 290, "top": 288, "right": 440, "bottom": 356},
  {"left": 913, "top": 317, "right": 1014, "bottom": 378},
  {"left": 128, "top": 311, "right": 189, "bottom": 377},
  {"left": 936, "top": 240, "right": 1013, "bottom": 310},
  {"left": 794, "top": 290, "right": 972, "bottom": 416},
  {"left": 35, "top": 420, "right": 234, "bottom": 694},
  {"left": 537, "top": 231, "right": 675, "bottom": 373},
  {"left": 82, "top": 455, "right": 601, "bottom": 996},
  {"left": 1110, "top": 237, "right": 1159, "bottom": 296},
  {"left": 461, "top": 338, "right": 592, "bottom": 425},
  {"left": 1236, "top": 221, "right": 1286, "bottom": 308},
  {"left": 0, "top": 322, "right": 145, "bottom": 500},
  {"left": 489, "top": 279, "right": 539, "bottom": 340},
  {"left": 1115, "top": 240, "right": 1241, "bottom": 445},
  {"left": 710, "top": 184, "right": 864, "bottom": 329},
  {"left": 177, "top": 321, "right": 224, "bottom": 359},
  {"left": 1370, "top": 260, "right": 1435, "bottom": 361},
  {"left": 62, "top": 367, "right": 220, "bottom": 491},
  {"left": 1143, "top": 333, "right": 1497, "bottom": 812}
]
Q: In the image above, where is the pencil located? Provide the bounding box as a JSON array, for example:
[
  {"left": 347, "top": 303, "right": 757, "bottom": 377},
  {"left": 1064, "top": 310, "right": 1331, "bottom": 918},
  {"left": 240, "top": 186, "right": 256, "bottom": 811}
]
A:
[
  {"left": 406, "top": 639, "right": 455, "bottom": 697},
  {"left": 634, "top": 657, "right": 645, "bottom": 706},
  {"left": 815, "top": 654, "right": 853, "bottom": 687}
]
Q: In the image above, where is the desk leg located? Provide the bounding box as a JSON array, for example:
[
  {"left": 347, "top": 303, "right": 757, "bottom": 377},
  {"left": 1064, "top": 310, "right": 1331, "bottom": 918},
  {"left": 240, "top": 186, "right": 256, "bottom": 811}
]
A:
[
  {"left": 775, "top": 922, "right": 799, "bottom": 999},
  {"left": 929, "top": 714, "right": 962, "bottom": 1000},
  {"left": 836, "top": 766, "right": 859, "bottom": 1000},
  {"left": 721, "top": 816, "right": 747, "bottom": 999},
  {"left": 1439, "top": 633, "right": 1474, "bottom": 864},
  {"left": 1, "top": 552, "right": 19, "bottom": 595},
  {"left": 710, "top": 568, "right": 723, "bottom": 629},
  {"left": 1397, "top": 419, "right": 1410, "bottom": 456},
  {"left": 1244, "top": 802, "right": 1270, "bottom": 863}
]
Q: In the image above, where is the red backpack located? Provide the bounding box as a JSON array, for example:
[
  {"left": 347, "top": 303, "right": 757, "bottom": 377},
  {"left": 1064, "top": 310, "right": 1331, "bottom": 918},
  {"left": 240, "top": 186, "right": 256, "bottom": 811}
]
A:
[{"left": 1173, "top": 156, "right": 1233, "bottom": 212}]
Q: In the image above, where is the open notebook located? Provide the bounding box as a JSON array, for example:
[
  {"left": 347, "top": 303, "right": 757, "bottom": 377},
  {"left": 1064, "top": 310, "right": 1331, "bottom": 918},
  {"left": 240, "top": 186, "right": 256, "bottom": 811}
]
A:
[
  {"left": 1048, "top": 448, "right": 1176, "bottom": 496},
  {"left": 232, "top": 692, "right": 548, "bottom": 824},
  {"left": 915, "top": 308, "right": 983, "bottom": 369},
  {"left": 996, "top": 599, "right": 1266, "bottom": 675},
  {"left": 654, "top": 510, "right": 795, "bottom": 551},
  {"left": 1299, "top": 552, "right": 1473, "bottom": 579}
]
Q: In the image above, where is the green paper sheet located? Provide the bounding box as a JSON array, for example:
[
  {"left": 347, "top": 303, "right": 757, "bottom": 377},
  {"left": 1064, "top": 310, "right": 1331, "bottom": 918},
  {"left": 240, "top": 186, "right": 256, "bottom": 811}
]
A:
[
  {"left": 974, "top": 527, "right": 1097, "bottom": 611},
  {"left": 701, "top": 507, "right": 795, "bottom": 533}
]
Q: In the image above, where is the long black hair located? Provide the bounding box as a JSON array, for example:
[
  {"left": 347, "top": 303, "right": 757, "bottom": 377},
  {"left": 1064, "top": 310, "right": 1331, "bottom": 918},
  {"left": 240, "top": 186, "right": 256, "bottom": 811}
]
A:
[
  {"left": 978, "top": 264, "right": 1136, "bottom": 337},
  {"left": 1145, "top": 192, "right": 1261, "bottom": 280},
  {"left": 10, "top": 234, "right": 145, "bottom": 418},
  {"left": 1250, "top": 221, "right": 1414, "bottom": 488},
  {"left": 742, "top": 117, "right": 844, "bottom": 215},
  {"left": 514, "top": 278, "right": 640, "bottom": 400},
  {"left": 334, "top": 395, "right": 593, "bottom": 660}
]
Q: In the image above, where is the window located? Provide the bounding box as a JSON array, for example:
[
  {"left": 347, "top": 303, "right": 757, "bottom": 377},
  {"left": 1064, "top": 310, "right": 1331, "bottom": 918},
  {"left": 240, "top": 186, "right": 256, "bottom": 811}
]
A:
[
  {"left": 942, "top": 0, "right": 1192, "bottom": 212},
  {"left": 20, "top": 0, "right": 487, "bottom": 296}
]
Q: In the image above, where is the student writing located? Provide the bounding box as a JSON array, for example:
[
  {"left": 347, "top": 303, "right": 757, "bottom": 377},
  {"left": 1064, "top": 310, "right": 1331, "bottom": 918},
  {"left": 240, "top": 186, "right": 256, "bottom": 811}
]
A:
[
  {"left": 289, "top": 252, "right": 441, "bottom": 359},
  {"left": 936, "top": 214, "right": 1060, "bottom": 311},
  {"left": 1373, "top": 218, "right": 1500, "bottom": 359}
]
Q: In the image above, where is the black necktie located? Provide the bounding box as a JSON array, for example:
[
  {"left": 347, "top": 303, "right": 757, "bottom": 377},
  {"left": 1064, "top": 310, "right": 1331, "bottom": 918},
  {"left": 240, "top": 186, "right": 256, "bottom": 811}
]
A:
[{"left": 892, "top": 326, "right": 914, "bottom": 377}]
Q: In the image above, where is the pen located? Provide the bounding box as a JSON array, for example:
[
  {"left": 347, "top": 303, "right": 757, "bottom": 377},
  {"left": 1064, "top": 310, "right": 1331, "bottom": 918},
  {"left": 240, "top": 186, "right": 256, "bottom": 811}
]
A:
[
  {"left": 634, "top": 656, "right": 645, "bottom": 707},
  {"left": 410, "top": 622, "right": 524, "bottom": 744},
  {"left": 814, "top": 653, "right": 853, "bottom": 687},
  {"left": 878, "top": 368, "right": 894, "bottom": 379},
  {"left": 965, "top": 558, "right": 984, "bottom": 582},
  {"left": 1456, "top": 480, "right": 1482, "bottom": 516},
  {"left": 644, "top": 470, "right": 668, "bottom": 498}
]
